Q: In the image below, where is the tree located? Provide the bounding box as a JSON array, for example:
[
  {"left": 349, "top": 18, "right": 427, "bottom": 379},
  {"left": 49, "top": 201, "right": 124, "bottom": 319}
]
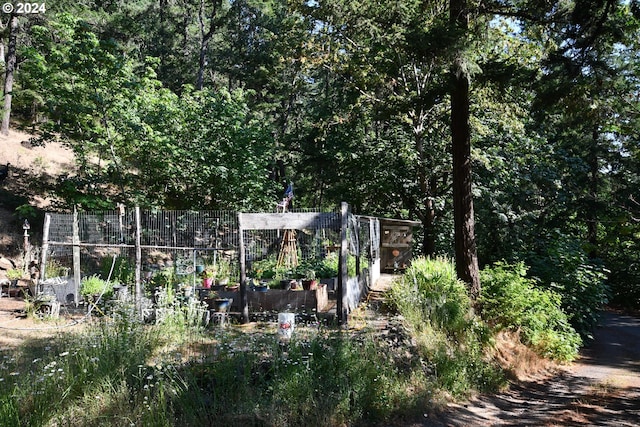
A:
[
  {"left": 1, "top": 13, "right": 18, "bottom": 135},
  {"left": 450, "top": 0, "right": 480, "bottom": 297},
  {"left": 196, "top": 0, "right": 224, "bottom": 90},
  {"left": 25, "top": 14, "right": 277, "bottom": 210}
]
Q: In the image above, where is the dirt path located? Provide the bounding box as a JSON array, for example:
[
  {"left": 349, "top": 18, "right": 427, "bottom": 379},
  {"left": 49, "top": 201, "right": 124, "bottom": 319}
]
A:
[
  {"left": 420, "top": 311, "right": 640, "bottom": 426},
  {"left": 366, "top": 276, "right": 640, "bottom": 426}
]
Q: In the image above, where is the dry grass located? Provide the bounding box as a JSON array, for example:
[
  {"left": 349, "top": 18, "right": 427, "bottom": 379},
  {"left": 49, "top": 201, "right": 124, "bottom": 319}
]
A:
[
  {"left": 0, "top": 129, "right": 75, "bottom": 189},
  {"left": 491, "top": 330, "right": 559, "bottom": 381},
  {"left": 0, "top": 128, "right": 76, "bottom": 261}
]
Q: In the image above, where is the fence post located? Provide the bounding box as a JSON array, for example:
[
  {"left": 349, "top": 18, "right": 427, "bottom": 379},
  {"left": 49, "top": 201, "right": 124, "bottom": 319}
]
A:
[
  {"left": 355, "top": 217, "right": 361, "bottom": 277},
  {"left": 369, "top": 217, "right": 378, "bottom": 286},
  {"left": 237, "top": 212, "right": 249, "bottom": 323},
  {"left": 39, "top": 213, "right": 51, "bottom": 285},
  {"left": 337, "top": 202, "right": 349, "bottom": 325},
  {"left": 72, "top": 208, "right": 81, "bottom": 307},
  {"left": 134, "top": 206, "right": 142, "bottom": 312}
]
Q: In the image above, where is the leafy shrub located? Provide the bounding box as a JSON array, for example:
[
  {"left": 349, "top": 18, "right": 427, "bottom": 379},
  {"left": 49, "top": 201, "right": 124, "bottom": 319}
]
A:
[
  {"left": 528, "top": 234, "right": 610, "bottom": 337},
  {"left": 480, "top": 262, "right": 582, "bottom": 362},
  {"left": 389, "top": 257, "right": 473, "bottom": 336},
  {"left": 250, "top": 255, "right": 284, "bottom": 279},
  {"left": 100, "top": 256, "right": 135, "bottom": 285},
  {"left": 388, "top": 257, "right": 504, "bottom": 395},
  {"left": 315, "top": 252, "right": 362, "bottom": 278}
]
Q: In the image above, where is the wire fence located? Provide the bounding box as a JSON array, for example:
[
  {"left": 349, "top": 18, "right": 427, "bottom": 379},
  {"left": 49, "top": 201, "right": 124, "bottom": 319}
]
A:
[{"left": 40, "top": 207, "right": 380, "bottom": 315}]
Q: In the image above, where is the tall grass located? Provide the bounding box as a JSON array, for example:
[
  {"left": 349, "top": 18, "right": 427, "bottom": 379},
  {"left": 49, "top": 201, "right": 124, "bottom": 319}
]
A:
[
  {"left": 0, "top": 291, "right": 434, "bottom": 426},
  {"left": 1, "top": 259, "right": 583, "bottom": 425},
  {"left": 387, "top": 257, "right": 505, "bottom": 397}
]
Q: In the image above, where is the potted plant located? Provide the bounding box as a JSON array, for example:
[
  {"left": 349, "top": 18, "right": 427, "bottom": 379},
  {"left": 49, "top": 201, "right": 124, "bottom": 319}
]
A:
[
  {"left": 80, "top": 275, "right": 114, "bottom": 303},
  {"left": 203, "top": 290, "right": 233, "bottom": 312},
  {"left": 225, "top": 281, "right": 240, "bottom": 292},
  {"left": 301, "top": 269, "right": 318, "bottom": 291},
  {"left": 215, "top": 258, "right": 232, "bottom": 286},
  {"left": 202, "top": 269, "right": 216, "bottom": 289},
  {"left": 252, "top": 278, "right": 269, "bottom": 292}
]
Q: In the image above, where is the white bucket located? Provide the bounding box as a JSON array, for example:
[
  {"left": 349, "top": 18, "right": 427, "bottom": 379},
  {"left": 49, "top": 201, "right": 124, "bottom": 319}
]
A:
[{"left": 278, "top": 313, "right": 295, "bottom": 340}]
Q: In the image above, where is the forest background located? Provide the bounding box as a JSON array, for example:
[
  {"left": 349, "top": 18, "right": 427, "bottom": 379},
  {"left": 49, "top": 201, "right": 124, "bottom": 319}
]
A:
[{"left": 1, "top": 0, "right": 639, "bottom": 328}]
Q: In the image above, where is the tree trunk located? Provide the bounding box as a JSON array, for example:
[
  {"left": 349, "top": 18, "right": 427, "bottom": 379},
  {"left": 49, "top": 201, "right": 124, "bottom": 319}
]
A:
[
  {"left": 1, "top": 14, "right": 18, "bottom": 136},
  {"left": 586, "top": 126, "right": 599, "bottom": 259},
  {"left": 450, "top": 0, "right": 480, "bottom": 299},
  {"left": 422, "top": 196, "right": 437, "bottom": 256},
  {"left": 196, "top": 0, "right": 222, "bottom": 90}
]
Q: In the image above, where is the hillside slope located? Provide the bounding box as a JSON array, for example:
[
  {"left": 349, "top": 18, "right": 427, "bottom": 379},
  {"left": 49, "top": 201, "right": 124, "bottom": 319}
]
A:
[{"left": 0, "top": 129, "right": 75, "bottom": 260}]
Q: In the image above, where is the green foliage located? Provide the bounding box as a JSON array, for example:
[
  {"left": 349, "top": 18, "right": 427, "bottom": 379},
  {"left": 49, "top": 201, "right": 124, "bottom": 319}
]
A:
[
  {"left": 13, "top": 204, "right": 39, "bottom": 222},
  {"left": 388, "top": 257, "right": 505, "bottom": 395},
  {"left": 5, "top": 268, "right": 24, "bottom": 281},
  {"left": 310, "top": 252, "right": 359, "bottom": 279},
  {"left": 148, "top": 268, "right": 176, "bottom": 290},
  {"left": 80, "top": 274, "right": 113, "bottom": 299},
  {"left": 24, "top": 14, "right": 278, "bottom": 211},
  {"left": 390, "top": 257, "right": 473, "bottom": 336},
  {"left": 45, "top": 259, "right": 70, "bottom": 278},
  {"left": 528, "top": 234, "right": 610, "bottom": 338},
  {"left": 100, "top": 256, "right": 135, "bottom": 285},
  {"left": 480, "top": 262, "right": 582, "bottom": 362},
  {"left": 316, "top": 252, "right": 340, "bottom": 278},
  {"left": 250, "top": 255, "right": 284, "bottom": 279}
]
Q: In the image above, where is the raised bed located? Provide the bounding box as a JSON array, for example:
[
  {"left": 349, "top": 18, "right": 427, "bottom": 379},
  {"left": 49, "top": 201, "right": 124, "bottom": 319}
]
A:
[{"left": 218, "top": 285, "right": 328, "bottom": 313}]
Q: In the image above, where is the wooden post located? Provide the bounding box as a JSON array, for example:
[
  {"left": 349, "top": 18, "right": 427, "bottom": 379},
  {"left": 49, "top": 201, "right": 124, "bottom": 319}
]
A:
[
  {"left": 369, "top": 217, "right": 377, "bottom": 286},
  {"left": 237, "top": 212, "right": 249, "bottom": 323},
  {"left": 135, "top": 206, "right": 142, "bottom": 310},
  {"left": 337, "top": 202, "right": 349, "bottom": 325},
  {"left": 355, "top": 218, "right": 361, "bottom": 277},
  {"left": 72, "top": 208, "right": 81, "bottom": 306},
  {"left": 39, "top": 213, "right": 51, "bottom": 283}
]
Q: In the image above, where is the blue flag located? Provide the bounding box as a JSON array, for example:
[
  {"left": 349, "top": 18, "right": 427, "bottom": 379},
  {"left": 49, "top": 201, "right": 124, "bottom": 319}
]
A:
[{"left": 284, "top": 183, "right": 294, "bottom": 200}]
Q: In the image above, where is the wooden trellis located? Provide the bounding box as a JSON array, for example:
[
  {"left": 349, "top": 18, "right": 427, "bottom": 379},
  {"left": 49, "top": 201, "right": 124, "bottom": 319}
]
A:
[{"left": 277, "top": 229, "right": 298, "bottom": 270}]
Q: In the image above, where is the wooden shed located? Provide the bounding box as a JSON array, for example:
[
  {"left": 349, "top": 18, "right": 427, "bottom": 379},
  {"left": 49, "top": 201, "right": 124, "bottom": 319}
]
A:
[{"left": 379, "top": 218, "right": 421, "bottom": 273}]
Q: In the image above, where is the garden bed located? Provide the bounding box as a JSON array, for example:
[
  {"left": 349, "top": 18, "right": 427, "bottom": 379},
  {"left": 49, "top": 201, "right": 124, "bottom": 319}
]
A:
[{"left": 219, "top": 285, "right": 329, "bottom": 313}]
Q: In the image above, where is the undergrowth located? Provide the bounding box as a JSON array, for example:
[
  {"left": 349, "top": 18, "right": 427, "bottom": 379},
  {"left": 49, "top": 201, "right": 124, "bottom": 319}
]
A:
[
  {"left": 479, "top": 262, "right": 582, "bottom": 362},
  {"left": 0, "top": 291, "right": 433, "bottom": 426},
  {"left": 0, "top": 259, "right": 582, "bottom": 426},
  {"left": 388, "top": 257, "right": 506, "bottom": 397}
]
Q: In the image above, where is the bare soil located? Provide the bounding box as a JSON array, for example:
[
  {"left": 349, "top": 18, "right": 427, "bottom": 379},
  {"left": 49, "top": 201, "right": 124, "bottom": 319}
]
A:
[{"left": 0, "top": 129, "right": 75, "bottom": 258}]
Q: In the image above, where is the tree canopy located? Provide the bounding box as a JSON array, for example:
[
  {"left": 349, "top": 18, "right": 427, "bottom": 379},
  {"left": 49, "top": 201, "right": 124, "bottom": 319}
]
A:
[{"left": 2, "top": 0, "right": 639, "bottom": 313}]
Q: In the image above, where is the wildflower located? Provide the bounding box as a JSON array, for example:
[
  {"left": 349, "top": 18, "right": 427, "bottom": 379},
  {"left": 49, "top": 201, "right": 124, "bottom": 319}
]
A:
[{"left": 59, "top": 351, "right": 69, "bottom": 357}]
